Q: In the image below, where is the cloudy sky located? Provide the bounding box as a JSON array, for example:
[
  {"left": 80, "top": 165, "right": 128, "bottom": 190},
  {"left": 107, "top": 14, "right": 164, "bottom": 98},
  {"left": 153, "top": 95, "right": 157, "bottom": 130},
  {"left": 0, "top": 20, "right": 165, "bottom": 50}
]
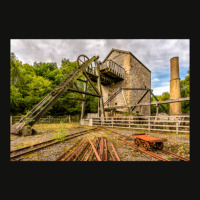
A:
[{"left": 10, "top": 39, "right": 189, "bottom": 95}]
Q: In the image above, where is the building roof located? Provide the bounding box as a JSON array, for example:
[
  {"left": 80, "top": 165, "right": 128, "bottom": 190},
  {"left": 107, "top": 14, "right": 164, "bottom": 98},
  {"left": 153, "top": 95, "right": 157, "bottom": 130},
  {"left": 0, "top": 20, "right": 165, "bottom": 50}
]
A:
[{"left": 102, "top": 48, "right": 151, "bottom": 73}]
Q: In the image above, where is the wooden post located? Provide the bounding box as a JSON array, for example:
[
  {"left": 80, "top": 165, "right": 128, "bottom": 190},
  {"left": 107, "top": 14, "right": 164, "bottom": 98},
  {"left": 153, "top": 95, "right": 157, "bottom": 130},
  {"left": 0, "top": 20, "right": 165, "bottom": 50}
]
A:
[
  {"left": 10, "top": 116, "right": 12, "bottom": 125},
  {"left": 96, "top": 60, "right": 105, "bottom": 118},
  {"left": 156, "top": 103, "right": 159, "bottom": 116},
  {"left": 176, "top": 117, "right": 179, "bottom": 134},
  {"left": 81, "top": 77, "right": 88, "bottom": 119},
  {"left": 69, "top": 115, "right": 71, "bottom": 123},
  {"left": 148, "top": 117, "right": 150, "bottom": 132}
]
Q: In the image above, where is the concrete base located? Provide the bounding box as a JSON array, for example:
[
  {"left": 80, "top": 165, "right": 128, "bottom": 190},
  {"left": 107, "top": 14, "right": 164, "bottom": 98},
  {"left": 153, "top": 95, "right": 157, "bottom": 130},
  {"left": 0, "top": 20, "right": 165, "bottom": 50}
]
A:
[
  {"left": 20, "top": 125, "right": 37, "bottom": 136},
  {"left": 80, "top": 118, "right": 93, "bottom": 126}
]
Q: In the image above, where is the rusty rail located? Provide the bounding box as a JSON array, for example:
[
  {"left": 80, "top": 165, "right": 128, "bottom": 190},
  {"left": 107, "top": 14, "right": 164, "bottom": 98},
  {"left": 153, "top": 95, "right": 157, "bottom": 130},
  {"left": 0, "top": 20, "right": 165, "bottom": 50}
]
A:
[
  {"left": 10, "top": 128, "right": 98, "bottom": 161},
  {"left": 110, "top": 143, "right": 121, "bottom": 161},
  {"left": 88, "top": 137, "right": 102, "bottom": 161},
  {"left": 56, "top": 136, "right": 121, "bottom": 161},
  {"left": 100, "top": 127, "right": 190, "bottom": 161},
  {"left": 161, "top": 149, "right": 190, "bottom": 161}
]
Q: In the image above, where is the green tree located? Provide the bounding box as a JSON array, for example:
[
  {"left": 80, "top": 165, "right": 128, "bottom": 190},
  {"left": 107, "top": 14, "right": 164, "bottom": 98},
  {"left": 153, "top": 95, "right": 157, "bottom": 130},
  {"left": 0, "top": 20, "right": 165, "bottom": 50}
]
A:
[
  {"left": 10, "top": 53, "right": 99, "bottom": 117},
  {"left": 180, "top": 70, "right": 190, "bottom": 113},
  {"left": 10, "top": 53, "right": 24, "bottom": 86},
  {"left": 151, "top": 92, "right": 170, "bottom": 115}
]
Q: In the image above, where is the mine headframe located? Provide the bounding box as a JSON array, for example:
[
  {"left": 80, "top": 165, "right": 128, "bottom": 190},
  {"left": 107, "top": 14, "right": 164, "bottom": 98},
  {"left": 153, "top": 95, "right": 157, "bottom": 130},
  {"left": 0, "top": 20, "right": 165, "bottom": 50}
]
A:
[{"left": 10, "top": 55, "right": 105, "bottom": 136}]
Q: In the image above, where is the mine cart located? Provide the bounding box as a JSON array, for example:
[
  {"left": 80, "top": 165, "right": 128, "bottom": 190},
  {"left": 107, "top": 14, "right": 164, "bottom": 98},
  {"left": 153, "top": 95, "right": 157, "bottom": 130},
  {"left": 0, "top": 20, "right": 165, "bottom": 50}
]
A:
[{"left": 132, "top": 134, "right": 167, "bottom": 151}]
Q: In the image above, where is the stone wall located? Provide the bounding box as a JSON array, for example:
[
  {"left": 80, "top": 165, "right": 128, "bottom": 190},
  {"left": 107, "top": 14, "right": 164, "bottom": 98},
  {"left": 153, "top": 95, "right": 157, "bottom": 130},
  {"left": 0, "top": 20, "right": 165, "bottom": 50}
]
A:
[{"left": 102, "top": 50, "right": 151, "bottom": 116}]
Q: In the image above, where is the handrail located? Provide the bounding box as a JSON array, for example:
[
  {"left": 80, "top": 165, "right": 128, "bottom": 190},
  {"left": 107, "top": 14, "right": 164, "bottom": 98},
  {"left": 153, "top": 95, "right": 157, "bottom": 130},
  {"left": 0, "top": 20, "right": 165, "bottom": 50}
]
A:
[{"left": 99, "top": 60, "right": 125, "bottom": 78}]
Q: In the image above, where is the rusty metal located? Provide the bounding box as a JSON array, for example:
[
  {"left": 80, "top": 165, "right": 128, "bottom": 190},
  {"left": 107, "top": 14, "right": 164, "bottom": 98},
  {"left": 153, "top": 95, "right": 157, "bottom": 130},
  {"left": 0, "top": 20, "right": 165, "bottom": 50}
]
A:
[
  {"left": 141, "top": 141, "right": 151, "bottom": 151},
  {"left": 10, "top": 128, "right": 97, "bottom": 161},
  {"left": 114, "top": 135, "right": 170, "bottom": 161},
  {"left": 74, "top": 142, "right": 90, "bottom": 161},
  {"left": 161, "top": 149, "right": 190, "bottom": 161},
  {"left": 110, "top": 143, "right": 121, "bottom": 161},
  {"left": 87, "top": 137, "right": 102, "bottom": 161},
  {"left": 108, "top": 149, "right": 115, "bottom": 161},
  {"left": 56, "top": 139, "right": 83, "bottom": 161},
  {"left": 99, "top": 137, "right": 104, "bottom": 160},
  {"left": 85, "top": 147, "right": 93, "bottom": 161},
  {"left": 80, "top": 147, "right": 90, "bottom": 161},
  {"left": 91, "top": 137, "right": 101, "bottom": 161},
  {"left": 11, "top": 128, "right": 97, "bottom": 154},
  {"left": 132, "top": 134, "right": 167, "bottom": 143},
  {"left": 64, "top": 140, "right": 86, "bottom": 161},
  {"left": 134, "top": 138, "right": 141, "bottom": 147},
  {"left": 99, "top": 127, "right": 189, "bottom": 162},
  {"left": 101, "top": 127, "right": 133, "bottom": 140},
  {"left": 132, "top": 134, "right": 167, "bottom": 150},
  {"left": 104, "top": 138, "right": 108, "bottom": 161},
  {"left": 155, "top": 142, "right": 164, "bottom": 150},
  {"left": 102, "top": 128, "right": 170, "bottom": 161},
  {"left": 80, "top": 138, "right": 95, "bottom": 161}
]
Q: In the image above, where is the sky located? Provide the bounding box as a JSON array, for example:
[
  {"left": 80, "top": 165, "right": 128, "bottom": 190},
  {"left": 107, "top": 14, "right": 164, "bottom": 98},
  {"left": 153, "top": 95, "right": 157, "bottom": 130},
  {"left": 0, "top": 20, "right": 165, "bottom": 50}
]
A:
[{"left": 10, "top": 39, "right": 189, "bottom": 95}]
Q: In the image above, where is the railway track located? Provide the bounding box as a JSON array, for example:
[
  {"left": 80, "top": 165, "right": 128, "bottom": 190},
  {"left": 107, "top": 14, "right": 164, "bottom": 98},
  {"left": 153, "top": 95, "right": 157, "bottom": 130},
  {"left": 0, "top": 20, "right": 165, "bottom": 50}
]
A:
[
  {"left": 10, "top": 128, "right": 98, "bottom": 161},
  {"left": 56, "top": 136, "right": 121, "bottom": 161},
  {"left": 99, "top": 127, "right": 189, "bottom": 161},
  {"left": 160, "top": 149, "right": 190, "bottom": 161}
]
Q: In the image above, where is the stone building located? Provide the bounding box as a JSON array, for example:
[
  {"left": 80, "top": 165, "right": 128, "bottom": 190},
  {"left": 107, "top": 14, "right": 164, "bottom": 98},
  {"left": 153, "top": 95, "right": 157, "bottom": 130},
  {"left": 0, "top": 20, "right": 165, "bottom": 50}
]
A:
[{"left": 100, "top": 48, "right": 151, "bottom": 117}]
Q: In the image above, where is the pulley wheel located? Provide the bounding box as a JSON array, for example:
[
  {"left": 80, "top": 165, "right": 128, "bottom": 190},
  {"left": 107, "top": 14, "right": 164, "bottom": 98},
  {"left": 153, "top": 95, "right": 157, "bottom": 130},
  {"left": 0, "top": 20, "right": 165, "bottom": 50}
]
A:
[{"left": 77, "top": 54, "right": 93, "bottom": 72}]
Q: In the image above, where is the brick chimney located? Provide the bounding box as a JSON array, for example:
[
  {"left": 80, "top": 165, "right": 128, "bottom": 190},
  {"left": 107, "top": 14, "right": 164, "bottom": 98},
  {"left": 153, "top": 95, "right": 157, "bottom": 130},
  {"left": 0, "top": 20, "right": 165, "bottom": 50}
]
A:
[{"left": 169, "top": 57, "right": 182, "bottom": 115}]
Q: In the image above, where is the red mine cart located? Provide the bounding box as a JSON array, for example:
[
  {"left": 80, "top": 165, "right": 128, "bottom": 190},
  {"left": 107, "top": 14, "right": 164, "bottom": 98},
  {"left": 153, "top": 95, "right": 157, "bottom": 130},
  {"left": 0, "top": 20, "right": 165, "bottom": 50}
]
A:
[{"left": 132, "top": 134, "right": 167, "bottom": 151}]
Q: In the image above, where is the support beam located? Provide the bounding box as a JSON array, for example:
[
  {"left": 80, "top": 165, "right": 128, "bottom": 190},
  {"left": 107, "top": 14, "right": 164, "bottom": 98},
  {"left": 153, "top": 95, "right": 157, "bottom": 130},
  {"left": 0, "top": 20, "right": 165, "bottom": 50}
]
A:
[
  {"left": 104, "top": 97, "right": 190, "bottom": 111},
  {"left": 74, "top": 82, "right": 84, "bottom": 100},
  {"left": 122, "top": 88, "right": 147, "bottom": 91},
  {"left": 67, "top": 89, "right": 101, "bottom": 97},
  {"left": 66, "top": 98, "right": 85, "bottom": 101},
  {"left": 104, "top": 88, "right": 122, "bottom": 106},
  {"left": 81, "top": 77, "right": 88, "bottom": 119},
  {"left": 83, "top": 71, "right": 100, "bottom": 96},
  {"left": 131, "top": 90, "right": 149, "bottom": 111},
  {"left": 148, "top": 89, "right": 168, "bottom": 114},
  {"left": 148, "top": 97, "right": 190, "bottom": 105},
  {"left": 96, "top": 60, "right": 105, "bottom": 118},
  {"left": 77, "top": 78, "right": 87, "bottom": 82}
]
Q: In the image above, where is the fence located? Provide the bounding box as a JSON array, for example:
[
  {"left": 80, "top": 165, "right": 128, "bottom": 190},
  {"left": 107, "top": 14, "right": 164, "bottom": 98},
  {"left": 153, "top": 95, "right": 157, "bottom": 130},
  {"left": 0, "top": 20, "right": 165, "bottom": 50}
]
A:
[
  {"left": 11, "top": 115, "right": 81, "bottom": 125},
  {"left": 92, "top": 115, "right": 190, "bottom": 134}
]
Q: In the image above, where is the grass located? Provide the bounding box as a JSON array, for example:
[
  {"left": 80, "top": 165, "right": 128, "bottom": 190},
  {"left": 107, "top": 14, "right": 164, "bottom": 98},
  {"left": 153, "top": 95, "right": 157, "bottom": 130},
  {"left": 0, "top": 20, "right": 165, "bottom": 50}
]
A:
[
  {"left": 11, "top": 123, "right": 190, "bottom": 161},
  {"left": 26, "top": 152, "right": 38, "bottom": 158}
]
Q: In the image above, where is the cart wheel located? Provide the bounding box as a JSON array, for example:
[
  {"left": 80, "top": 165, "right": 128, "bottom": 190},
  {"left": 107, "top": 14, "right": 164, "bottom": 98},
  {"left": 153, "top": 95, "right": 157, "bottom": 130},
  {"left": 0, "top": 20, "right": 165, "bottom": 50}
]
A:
[
  {"left": 155, "top": 142, "right": 164, "bottom": 150},
  {"left": 142, "top": 141, "right": 150, "bottom": 151},
  {"left": 134, "top": 138, "right": 141, "bottom": 147}
]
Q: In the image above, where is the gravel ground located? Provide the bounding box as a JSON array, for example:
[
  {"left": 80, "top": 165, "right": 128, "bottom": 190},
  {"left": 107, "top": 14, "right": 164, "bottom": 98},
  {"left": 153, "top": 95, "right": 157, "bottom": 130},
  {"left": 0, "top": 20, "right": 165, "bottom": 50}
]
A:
[{"left": 10, "top": 123, "right": 190, "bottom": 161}]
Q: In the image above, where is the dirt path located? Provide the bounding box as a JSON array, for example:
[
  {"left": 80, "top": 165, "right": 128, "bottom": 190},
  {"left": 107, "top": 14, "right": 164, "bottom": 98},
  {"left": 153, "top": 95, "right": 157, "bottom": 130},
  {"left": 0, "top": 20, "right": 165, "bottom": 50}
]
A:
[{"left": 10, "top": 123, "right": 190, "bottom": 161}]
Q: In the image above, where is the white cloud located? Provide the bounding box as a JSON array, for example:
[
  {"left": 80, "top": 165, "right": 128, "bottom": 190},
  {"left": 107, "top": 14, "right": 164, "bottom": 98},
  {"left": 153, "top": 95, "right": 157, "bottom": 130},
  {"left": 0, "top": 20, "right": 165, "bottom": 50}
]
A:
[
  {"left": 10, "top": 39, "right": 189, "bottom": 95},
  {"left": 152, "top": 78, "right": 159, "bottom": 82},
  {"left": 153, "top": 86, "right": 170, "bottom": 96}
]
